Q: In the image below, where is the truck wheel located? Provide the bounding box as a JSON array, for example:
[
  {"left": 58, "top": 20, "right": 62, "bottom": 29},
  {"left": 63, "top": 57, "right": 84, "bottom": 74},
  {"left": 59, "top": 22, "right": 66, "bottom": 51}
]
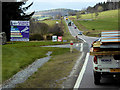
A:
[{"left": 94, "top": 71, "right": 101, "bottom": 85}]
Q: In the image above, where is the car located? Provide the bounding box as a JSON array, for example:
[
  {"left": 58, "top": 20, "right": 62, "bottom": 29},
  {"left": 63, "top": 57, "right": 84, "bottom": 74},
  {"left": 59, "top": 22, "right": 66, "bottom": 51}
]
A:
[
  {"left": 78, "top": 32, "right": 82, "bottom": 35},
  {"left": 74, "top": 26, "right": 77, "bottom": 29}
]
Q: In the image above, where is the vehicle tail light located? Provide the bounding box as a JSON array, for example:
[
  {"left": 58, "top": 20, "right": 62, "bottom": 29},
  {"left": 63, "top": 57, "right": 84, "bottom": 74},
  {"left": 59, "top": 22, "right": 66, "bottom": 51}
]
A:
[
  {"left": 95, "top": 67, "right": 98, "bottom": 70},
  {"left": 94, "top": 56, "right": 98, "bottom": 64}
]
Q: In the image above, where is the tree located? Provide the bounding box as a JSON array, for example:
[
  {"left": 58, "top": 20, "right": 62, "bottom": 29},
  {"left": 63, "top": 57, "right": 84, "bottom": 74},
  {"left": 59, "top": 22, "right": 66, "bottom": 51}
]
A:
[
  {"left": 76, "top": 12, "right": 81, "bottom": 19},
  {"left": 2, "top": 1, "right": 34, "bottom": 41},
  {"left": 95, "top": 12, "right": 99, "bottom": 19},
  {"left": 29, "top": 20, "right": 49, "bottom": 36},
  {"left": 95, "top": 6, "right": 103, "bottom": 19},
  {"left": 49, "top": 24, "right": 64, "bottom": 36},
  {"left": 87, "top": 6, "right": 94, "bottom": 19},
  {"left": 40, "top": 23, "right": 49, "bottom": 36},
  {"left": 68, "top": 11, "right": 76, "bottom": 16},
  {"left": 97, "top": 6, "right": 103, "bottom": 12},
  {"left": 86, "top": 1, "right": 120, "bottom": 13},
  {"left": 55, "top": 12, "right": 61, "bottom": 19}
]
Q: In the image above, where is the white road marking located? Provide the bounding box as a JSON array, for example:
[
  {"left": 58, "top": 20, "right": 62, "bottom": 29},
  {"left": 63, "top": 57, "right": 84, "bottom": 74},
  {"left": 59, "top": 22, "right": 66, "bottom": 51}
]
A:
[
  {"left": 78, "top": 37, "right": 86, "bottom": 43},
  {"left": 80, "top": 43, "right": 83, "bottom": 52},
  {"left": 76, "top": 44, "right": 79, "bottom": 47},
  {"left": 74, "top": 53, "right": 90, "bottom": 89}
]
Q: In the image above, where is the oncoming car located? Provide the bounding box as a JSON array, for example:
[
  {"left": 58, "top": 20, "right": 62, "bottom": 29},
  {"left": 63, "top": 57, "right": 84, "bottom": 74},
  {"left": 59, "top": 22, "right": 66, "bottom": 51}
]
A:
[{"left": 78, "top": 32, "right": 82, "bottom": 35}]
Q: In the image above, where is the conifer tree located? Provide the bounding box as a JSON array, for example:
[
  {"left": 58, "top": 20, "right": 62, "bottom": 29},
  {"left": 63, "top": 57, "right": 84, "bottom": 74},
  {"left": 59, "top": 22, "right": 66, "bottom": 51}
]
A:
[{"left": 2, "top": 1, "right": 34, "bottom": 41}]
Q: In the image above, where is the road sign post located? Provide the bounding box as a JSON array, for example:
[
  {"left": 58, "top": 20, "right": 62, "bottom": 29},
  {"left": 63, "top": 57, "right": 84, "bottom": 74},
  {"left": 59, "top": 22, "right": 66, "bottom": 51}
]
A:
[{"left": 70, "top": 40, "right": 73, "bottom": 53}]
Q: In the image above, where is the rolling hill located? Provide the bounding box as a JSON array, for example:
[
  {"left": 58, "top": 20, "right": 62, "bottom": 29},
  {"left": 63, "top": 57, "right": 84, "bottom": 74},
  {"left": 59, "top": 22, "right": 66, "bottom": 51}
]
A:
[
  {"left": 70, "top": 10, "right": 118, "bottom": 37},
  {"left": 34, "top": 8, "right": 78, "bottom": 16}
]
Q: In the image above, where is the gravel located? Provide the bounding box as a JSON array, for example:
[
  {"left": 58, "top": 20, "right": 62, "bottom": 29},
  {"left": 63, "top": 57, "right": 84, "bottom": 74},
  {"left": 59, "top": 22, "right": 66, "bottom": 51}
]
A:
[
  {"left": 1, "top": 51, "right": 52, "bottom": 89},
  {"left": 1, "top": 44, "right": 81, "bottom": 89}
]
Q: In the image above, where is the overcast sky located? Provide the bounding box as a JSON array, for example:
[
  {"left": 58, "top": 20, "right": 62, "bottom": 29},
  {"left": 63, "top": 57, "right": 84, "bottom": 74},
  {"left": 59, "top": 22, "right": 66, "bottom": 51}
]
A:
[{"left": 20, "top": 0, "right": 107, "bottom": 12}]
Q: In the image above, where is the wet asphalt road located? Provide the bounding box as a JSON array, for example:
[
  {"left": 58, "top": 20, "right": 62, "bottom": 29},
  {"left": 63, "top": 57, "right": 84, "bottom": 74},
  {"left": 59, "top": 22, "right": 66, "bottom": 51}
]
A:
[{"left": 65, "top": 19, "right": 120, "bottom": 89}]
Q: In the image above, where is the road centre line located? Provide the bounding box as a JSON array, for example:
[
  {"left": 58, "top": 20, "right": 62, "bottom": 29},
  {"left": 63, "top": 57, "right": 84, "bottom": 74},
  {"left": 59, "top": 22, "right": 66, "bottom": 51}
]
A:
[{"left": 74, "top": 52, "right": 90, "bottom": 89}]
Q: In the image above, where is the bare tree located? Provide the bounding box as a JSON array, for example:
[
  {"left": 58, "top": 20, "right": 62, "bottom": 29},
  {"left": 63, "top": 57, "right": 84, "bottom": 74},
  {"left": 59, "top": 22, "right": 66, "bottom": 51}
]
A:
[
  {"left": 97, "top": 6, "right": 103, "bottom": 12},
  {"left": 95, "top": 12, "right": 99, "bottom": 19},
  {"left": 76, "top": 12, "right": 81, "bottom": 19}
]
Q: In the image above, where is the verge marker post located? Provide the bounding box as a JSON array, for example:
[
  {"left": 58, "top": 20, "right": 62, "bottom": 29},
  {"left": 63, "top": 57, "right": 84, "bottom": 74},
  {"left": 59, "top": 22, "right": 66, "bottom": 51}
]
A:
[{"left": 70, "top": 40, "right": 73, "bottom": 53}]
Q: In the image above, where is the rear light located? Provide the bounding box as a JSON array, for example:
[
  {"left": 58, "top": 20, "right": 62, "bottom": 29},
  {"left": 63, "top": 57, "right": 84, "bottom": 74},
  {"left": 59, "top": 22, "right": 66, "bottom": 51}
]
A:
[
  {"left": 94, "top": 56, "right": 98, "bottom": 64},
  {"left": 95, "top": 67, "right": 98, "bottom": 70}
]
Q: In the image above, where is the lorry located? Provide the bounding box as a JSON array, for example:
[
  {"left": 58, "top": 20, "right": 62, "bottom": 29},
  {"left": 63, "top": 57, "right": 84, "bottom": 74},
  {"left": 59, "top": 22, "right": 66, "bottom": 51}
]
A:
[{"left": 90, "top": 31, "right": 120, "bottom": 85}]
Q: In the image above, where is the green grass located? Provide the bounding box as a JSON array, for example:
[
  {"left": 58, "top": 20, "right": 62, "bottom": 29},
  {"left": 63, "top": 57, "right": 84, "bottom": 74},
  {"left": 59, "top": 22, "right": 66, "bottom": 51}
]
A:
[
  {"left": 2, "top": 40, "right": 71, "bottom": 82},
  {"left": 2, "top": 46, "right": 45, "bottom": 82},
  {"left": 70, "top": 10, "right": 118, "bottom": 37},
  {"left": 39, "top": 19, "right": 76, "bottom": 42},
  {"left": 39, "top": 20, "right": 61, "bottom": 27},
  {"left": 5, "top": 41, "right": 69, "bottom": 47},
  {"left": 62, "top": 20, "right": 75, "bottom": 41},
  {"left": 33, "top": 15, "right": 51, "bottom": 21},
  {"left": 2, "top": 21, "right": 75, "bottom": 82},
  {"left": 15, "top": 49, "right": 80, "bottom": 88},
  {"left": 69, "top": 10, "right": 118, "bottom": 20},
  {"left": 2, "top": 19, "right": 76, "bottom": 83}
]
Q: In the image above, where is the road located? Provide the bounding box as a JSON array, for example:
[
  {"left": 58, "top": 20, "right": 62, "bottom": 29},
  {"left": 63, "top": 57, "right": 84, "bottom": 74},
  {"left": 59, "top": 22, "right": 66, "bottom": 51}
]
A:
[{"left": 65, "top": 19, "right": 120, "bottom": 89}]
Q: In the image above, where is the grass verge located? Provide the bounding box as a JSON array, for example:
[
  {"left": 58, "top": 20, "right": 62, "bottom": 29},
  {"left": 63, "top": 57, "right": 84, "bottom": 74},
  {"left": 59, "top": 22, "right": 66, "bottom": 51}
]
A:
[
  {"left": 2, "top": 46, "right": 46, "bottom": 82},
  {"left": 70, "top": 10, "right": 118, "bottom": 37},
  {"left": 2, "top": 43, "right": 74, "bottom": 82},
  {"left": 15, "top": 49, "right": 81, "bottom": 88},
  {"left": 2, "top": 19, "right": 78, "bottom": 84},
  {"left": 5, "top": 41, "right": 69, "bottom": 47},
  {"left": 62, "top": 19, "right": 75, "bottom": 41}
]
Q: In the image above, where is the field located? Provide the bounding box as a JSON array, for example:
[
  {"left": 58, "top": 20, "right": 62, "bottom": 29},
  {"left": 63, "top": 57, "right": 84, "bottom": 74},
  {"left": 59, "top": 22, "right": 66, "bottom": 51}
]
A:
[
  {"left": 2, "top": 19, "right": 76, "bottom": 84},
  {"left": 16, "top": 49, "right": 80, "bottom": 88},
  {"left": 39, "top": 19, "right": 75, "bottom": 41},
  {"left": 33, "top": 15, "right": 51, "bottom": 21},
  {"left": 2, "top": 41, "right": 72, "bottom": 82},
  {"left": 39, "top": 20, "right": 61, "bottom": 27},
  {"left": 5, "top": 41, "right": 68, "bottom": 47},
  {"left": 69, "top": 10, "right": 118, "bottom": 37},
  {"left": 2, "top": 40, "right": 72, "bottom": 82}
]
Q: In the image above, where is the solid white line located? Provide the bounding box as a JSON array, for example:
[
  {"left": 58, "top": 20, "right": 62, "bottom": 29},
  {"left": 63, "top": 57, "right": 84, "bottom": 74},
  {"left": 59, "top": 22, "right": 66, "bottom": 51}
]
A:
[
  {"left": 79, "top": 37, "right": 86, "bottom": 43},
  {"left": 74, "top": 53, "right": 90, "bottom": 89},
  {"left": 80, "top": 43, "right": 83, "bottom": 52}
]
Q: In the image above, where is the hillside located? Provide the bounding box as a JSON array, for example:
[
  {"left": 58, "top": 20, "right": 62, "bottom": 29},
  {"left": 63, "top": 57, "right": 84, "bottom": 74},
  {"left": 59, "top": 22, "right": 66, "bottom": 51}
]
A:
[
  {"left": 70, "top": 10, "right": 118, "bottom": 37},
  {"left": 34, "top": 8, "right": 78, "bottom": 16}
]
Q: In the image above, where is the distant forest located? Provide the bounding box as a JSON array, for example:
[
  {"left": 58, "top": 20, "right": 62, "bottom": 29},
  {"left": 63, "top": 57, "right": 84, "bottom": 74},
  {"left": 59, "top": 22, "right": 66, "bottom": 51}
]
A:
[{"left": 86, "top": 1, "right": 120, "bottom": 13}]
